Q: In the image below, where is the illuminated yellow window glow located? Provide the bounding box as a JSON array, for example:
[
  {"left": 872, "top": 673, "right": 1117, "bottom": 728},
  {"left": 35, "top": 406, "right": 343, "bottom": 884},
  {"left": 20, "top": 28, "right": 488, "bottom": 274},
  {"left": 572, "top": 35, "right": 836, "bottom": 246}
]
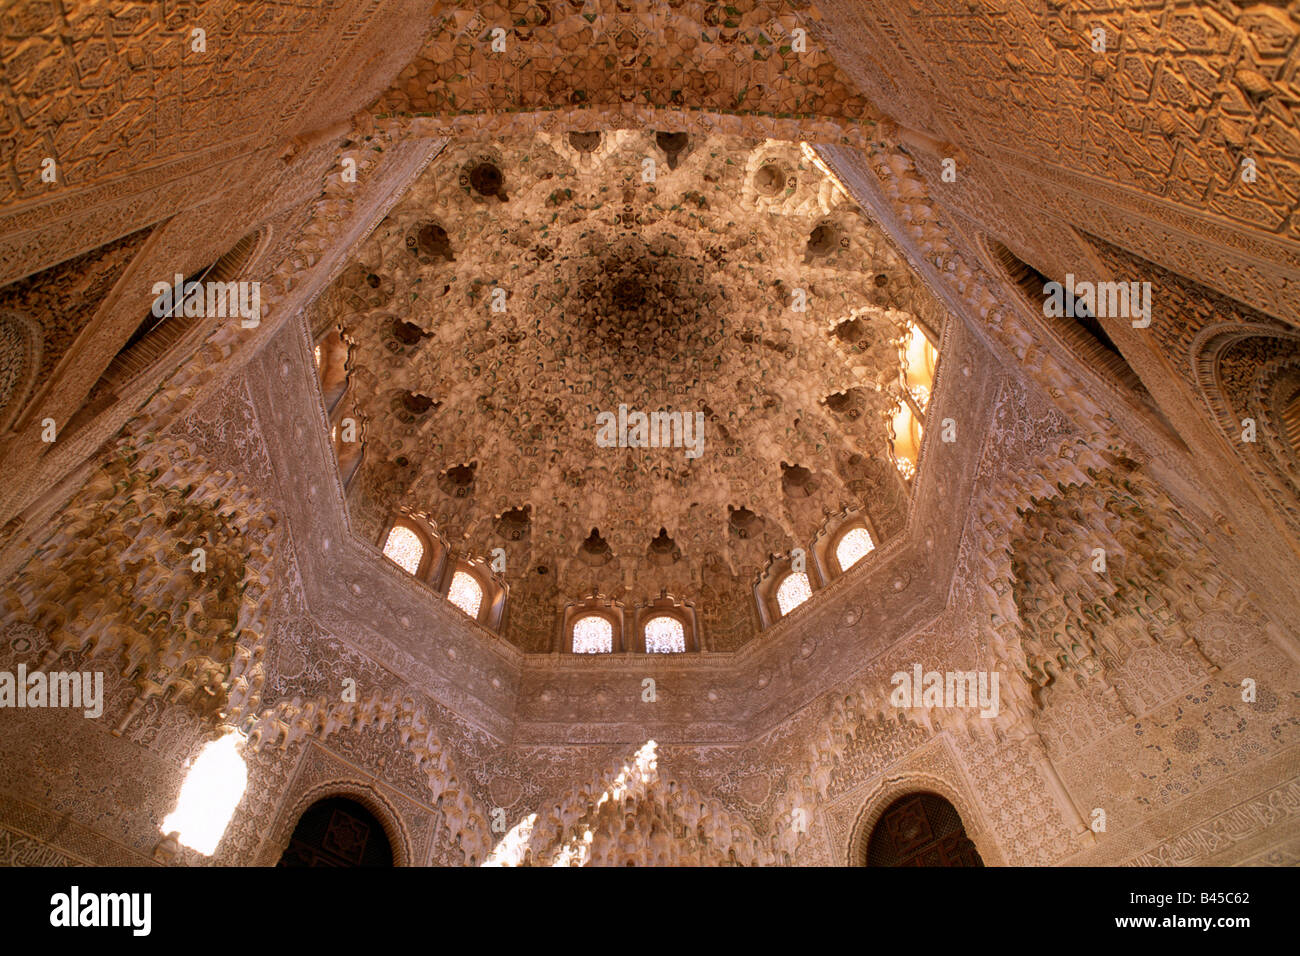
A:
[{"left": 892, "top": 321, "right": 938, "bottom": 478}]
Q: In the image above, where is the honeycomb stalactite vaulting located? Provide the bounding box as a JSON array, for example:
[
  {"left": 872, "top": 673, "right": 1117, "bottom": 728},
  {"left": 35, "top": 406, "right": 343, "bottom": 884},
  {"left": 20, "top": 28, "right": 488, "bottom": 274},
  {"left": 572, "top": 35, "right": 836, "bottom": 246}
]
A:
[
  {"left": 1004, "top": 469, "right": 1228, "bottom": 709},
  {"left": 1, "top": 436, "right": 278, "bottom": 730},
  {"left": 244, "top": 692, "right": 493, "bottom": 865},
  {"left": 326, "top": 131, "right": 942, "bottom": 650},
  {"left": 375, "top": 1, "right": 879, "bottom": 139},
  {"left": 485, "top": 743, "right": 776, "bottom": 866}
]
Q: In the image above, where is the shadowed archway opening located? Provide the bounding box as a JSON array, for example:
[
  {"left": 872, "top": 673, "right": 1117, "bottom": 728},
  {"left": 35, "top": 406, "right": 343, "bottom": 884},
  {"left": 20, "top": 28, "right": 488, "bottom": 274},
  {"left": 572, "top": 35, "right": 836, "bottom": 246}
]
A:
[
  {"left": 277, "top": 797, "right": 394, "bottom": 867},
  {"left": 986, "top": 239, "right": 1142, "bottom": 395},
  {"left": 865, "top": 792, "right": 983, "bottom": 867}
]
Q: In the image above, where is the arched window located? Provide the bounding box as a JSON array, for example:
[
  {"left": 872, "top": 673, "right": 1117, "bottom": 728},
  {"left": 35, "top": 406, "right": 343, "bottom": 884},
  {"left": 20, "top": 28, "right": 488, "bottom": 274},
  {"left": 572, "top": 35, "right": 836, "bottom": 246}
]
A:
[
  {"left": 835, "top": 526, "right": 875, "bottom": 572},
  {"left": 866, "top": 792, "right": 983, "bottom": 867},
  {"left": 1193, "top": 329, "right": 1300, "bottom": 537},
  {"left": 160, "top": 732, "right": 247, "bottom": 856},
  {"left": 644, "top": 615, "right": 686, "bottom": 653},
  {"left": 382, "top": 525, "right": 424, "bottom": 575},
  {"left": 278, "top": 797, "right": 393, "bottom": 867},
  {"left": 776, "top": 571, "right": 812, "bottom": 616},
  {"left": 448, "top": 570, "right": 484, "bottom": 619},
  {"left": 572, "top": 614, "right": 613, "bottom": 654}
]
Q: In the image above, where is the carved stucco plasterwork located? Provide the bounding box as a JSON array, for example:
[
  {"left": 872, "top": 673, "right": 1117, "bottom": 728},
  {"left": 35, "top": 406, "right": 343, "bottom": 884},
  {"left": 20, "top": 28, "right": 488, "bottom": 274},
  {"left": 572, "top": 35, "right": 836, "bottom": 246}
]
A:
[
  {"left": 0, "top": 129, "right": 448, "bottom": 575},
  {"left": 243, "top": 298, "right": 1001, "bottom": 745},
  {"left": 241, "top": 690, "right": 497, "bottom": 865},
  {"left": 0, "top": 228, "right": 152, "bottom": 390},
  {"left": 139, "top": 293, "right": 1300, "bottom": 868},
  {"left": 373, "top": 1, "right": 879, "bottom": 139},
  {"left": 808, "top": 135, "right": 1300, "bottom": 865},
  {"left": 325, "top": 130, "right": 944, "bottom": 649},
  {"left": 1052, "top": 637, "right": 1300, "bottom": 866},
  {"left": 0, "top": 282, "right": 1008, "bottom": 868},
  {"left": 0, "top": 821, "right": 84, "bottom": 867},
  {"left": 811, "top": 0, "right": 1300, "bottom": 324},
  {"left": 0, "top": 0, "right": 437, "bottom": 283},
  {"left": 1121, "top": 776, "right": 1300, "bottom": 867},
  {"left": 818, "top": 132, "right": 1300, "bottom": 645},
  {"left": 5, "top": 356, "right": 1294, "bottom": 868},
  {"left": 834, "top": 735, "right": 1006, "bottom": 868},
  {"left": 813, "top": 148, "right": 1298, "bottom": 703},
  {"left": 0, "top": 308, "right": 41, "bottom": 433},
  {"left": 980, "top": 157, "right": 1300, "bottom": 321},
  {"left": 480, "top": 741, "right": 780, "bottom": 866},
  {"left": 0, "top": 621, "right": 200, "bottom": 866},
  {"left": 260, "top": 745, "right": 425, "bottom": 867},
  {"left": 1075, "top": 236, "right": 1300, "bottom": 544},
  {"left": 5, "top": 195, "right": 1297, "bottom": 868}
]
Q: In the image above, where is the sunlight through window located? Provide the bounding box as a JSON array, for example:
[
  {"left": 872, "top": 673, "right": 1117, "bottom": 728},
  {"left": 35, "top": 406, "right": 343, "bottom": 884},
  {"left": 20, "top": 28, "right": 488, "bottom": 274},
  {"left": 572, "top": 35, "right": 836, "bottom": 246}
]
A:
[
  {"left": 448, "top": 570, "right": 483, "bottom": 619},
  {"left": 382, "top": 525, "right": 424, "bottom": 574},
  {"left": 161, "top": 732, "right": 247, "bottom": 856},
  {"left": 835, "top": 526, "right": 875, "bottom": 572},
  {"left": 891, "top": 400, "right": 922, "bottom": 480},
  {"left": 903, "top": 321, "right": 938, "bottom": 388},
  {"left": 644, "top": 615, "right": 686, "bottom": 653},
  {"left": 776, "top": 571, "right": 812, "bottom": 616},
  {"left": 892, "top": 321, "right": 937, "bottom": 479},
  {"left": 572, "top": 614, "right": 613, "bottom": 653}
]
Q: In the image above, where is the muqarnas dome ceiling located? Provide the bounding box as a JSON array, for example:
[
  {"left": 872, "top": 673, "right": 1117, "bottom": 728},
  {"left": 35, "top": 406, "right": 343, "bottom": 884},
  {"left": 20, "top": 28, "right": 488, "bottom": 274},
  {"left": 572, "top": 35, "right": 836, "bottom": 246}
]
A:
[{"left": 313, "top": 130, "right": 950, "bottom": 650}]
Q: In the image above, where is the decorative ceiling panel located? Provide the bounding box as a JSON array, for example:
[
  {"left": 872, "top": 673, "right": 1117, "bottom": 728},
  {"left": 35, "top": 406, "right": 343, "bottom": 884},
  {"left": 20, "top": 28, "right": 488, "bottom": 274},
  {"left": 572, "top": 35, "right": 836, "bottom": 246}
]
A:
[{"left": 317, "top": 129, "right": 950, "bottom": 649}]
